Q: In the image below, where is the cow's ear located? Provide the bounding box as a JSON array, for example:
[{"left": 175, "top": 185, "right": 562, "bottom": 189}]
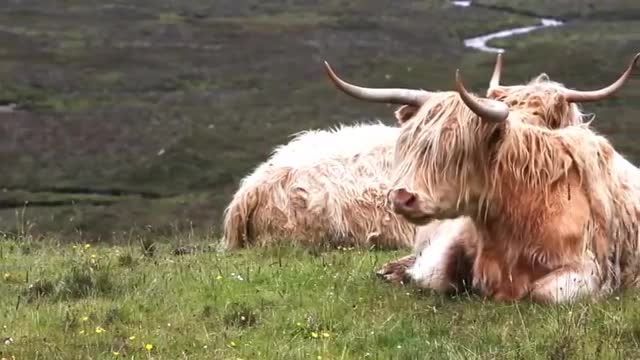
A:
[
  {"left": 486, "top": 87, "right": 507, "bottom": 100},
  {"left": 394, "top": 105, "right": 419, "bottom": 126}
]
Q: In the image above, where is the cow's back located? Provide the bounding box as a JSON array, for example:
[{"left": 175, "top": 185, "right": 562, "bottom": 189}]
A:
[{"left": 222, "top": 122, "right": 415, "bottom": 249}]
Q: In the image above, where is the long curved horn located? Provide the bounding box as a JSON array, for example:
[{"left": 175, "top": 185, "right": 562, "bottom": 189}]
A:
[
  {"left": 563, "top": 52, "right": 640, "bottom": 103},
  {"left": 323, "top": 61, "right": 431, "bottom": 107},
  {"left": 455, "top": 69, "right": 509, "bottom": 123},
  {"left": 489, "top": 53, "right": 503, "bottom": 89}
]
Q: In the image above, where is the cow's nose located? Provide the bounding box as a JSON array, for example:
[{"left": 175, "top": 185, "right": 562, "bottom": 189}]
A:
[{"left": 390, "top": 188, "right": 416, "bottom": 213}]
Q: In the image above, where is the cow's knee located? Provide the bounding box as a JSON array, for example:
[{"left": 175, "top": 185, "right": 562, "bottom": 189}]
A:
[{"left": 407, "top": 238, "right": 464, "bottom": 293}]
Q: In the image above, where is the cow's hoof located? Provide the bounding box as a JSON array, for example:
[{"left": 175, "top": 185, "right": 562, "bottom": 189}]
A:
[{"left": 375, "top": 255, "right": 416, "bottom": 284}]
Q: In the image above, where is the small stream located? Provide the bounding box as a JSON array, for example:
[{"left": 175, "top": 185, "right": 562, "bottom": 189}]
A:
[{"left": 452, "top": 1, "right": 564, "bottom": 53}]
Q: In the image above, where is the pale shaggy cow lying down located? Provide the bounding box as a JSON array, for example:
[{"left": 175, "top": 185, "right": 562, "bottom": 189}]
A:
[{"left": 222, "top": 122, "right": 416, "bottom": 250}]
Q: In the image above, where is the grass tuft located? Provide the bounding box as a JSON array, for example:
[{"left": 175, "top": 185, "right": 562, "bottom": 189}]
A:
[
  {"left": 57, "top": 262, "right": 114, "bottom": 300},
  {"left": 22, "top": 279, "right": 56, "bottom": 303},
  {"left": 139, "top": 238, "right": 156, "bottom": 258},
  {"left": 223, "top": 302, "right": 259, "bottom": 328}
]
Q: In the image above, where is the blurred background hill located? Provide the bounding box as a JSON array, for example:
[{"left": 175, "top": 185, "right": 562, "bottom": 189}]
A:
[{"left": 0, "top": 0, "right": 638, "bottom": 242}]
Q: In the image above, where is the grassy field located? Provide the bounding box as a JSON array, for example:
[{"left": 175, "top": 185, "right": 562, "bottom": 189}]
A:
[
  {"left": 0, "top": 0, "right": 638, "bottom": 241},
  {"left": 1, "top": 2, "right": 640, "bottom": 357},
  {"left": 2, "top": 236, "right": 640, "bottom": 359}
]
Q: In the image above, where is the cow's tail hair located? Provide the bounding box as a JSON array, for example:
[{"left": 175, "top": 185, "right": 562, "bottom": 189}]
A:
[{"left": 221, "top": 185, "right": 260, "bottom": 250}]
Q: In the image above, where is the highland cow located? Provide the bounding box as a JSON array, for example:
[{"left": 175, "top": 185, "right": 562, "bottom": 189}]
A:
[
  {"left": 221, "top": 121, "right": 417, "bottom": 250},
  {"left": 324, "top": 54, "right": 639, "bottom": 294},
  {"left": 377, "top": 53, "right": 639, "bottom": 293},
  {"left": 385, "top": 53, "right": 640, "bottom": 303}
]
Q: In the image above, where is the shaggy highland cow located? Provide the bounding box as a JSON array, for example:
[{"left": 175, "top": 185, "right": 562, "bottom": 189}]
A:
[
  {"left": 323, "top": 53, "right": 639, "bottom": 295},
  {"left": 377, "top": 53, "right": 640, "bottom": 291},
  {"left": 221, "top": 121, "right": 417, "bottom": 250},
  {"left": 384, "top": 53, "right": 640, "bottom": 303}
]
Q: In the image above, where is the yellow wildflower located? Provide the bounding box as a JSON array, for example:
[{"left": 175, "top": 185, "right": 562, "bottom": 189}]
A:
[
  {"left": 145, "top": 344, "right": 154, "bottom": 351},
  {"left": 95, "top": 326, "right": 106, "bottom": 334},
  {"left": 84, "top": 244, "right": 91, "bottom": 249},
  {"left": 81, "top": 316, "right": 89, "bottom": 322},
  {"left": 229, "top": 341, "right": 236, "bottom": 347},
  {"left": 321, "top": 331, "right": 330, "bottom": 338},
  {"left": 112, "top": 351, "right": 120, "bottom": 356},
  {"left": 79, "top": 330, "right": 85, "bottom": 335},
  {"left": 216, "top": 275, "right": 223, "bottom": 280},
  {"left": 91, "top": 254, "right": 97, "bottom": 259},
  {"left": 310, "top": 332, "right": 318, "bottom": 338},
  {"left": 128, "top": 335, "right": 136, "bottom": 340}
]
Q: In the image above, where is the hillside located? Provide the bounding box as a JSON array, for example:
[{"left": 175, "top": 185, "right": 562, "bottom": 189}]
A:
[{"left": 0, "top": 0, "right": 638, "bottom": 242}]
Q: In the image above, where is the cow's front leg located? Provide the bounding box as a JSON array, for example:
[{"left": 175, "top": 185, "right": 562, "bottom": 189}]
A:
[{"left": 406, "top": 230, "right": 474, "bottom": 294}]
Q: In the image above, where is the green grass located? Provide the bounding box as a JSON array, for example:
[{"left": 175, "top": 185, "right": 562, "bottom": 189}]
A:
[{"left": 2, "top": 237, "right": 640, "bottom": 359}]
